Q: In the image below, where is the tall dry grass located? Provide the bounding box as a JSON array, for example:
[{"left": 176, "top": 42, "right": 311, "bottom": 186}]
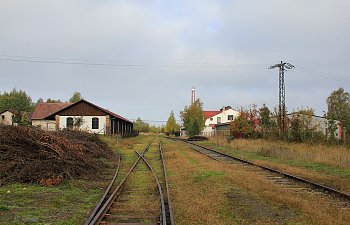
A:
[
  {"left": 163, "top": 139, "right": 350, "bottom": 225},
  {"left": 210, "top": 137, "right": 350, "bottom": 169}
]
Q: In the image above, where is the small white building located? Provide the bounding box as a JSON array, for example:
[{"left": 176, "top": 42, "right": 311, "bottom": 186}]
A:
[
  {"left": 0, "top": 110, "right": 14, "bottom": 125},
  {"left": 202, "top": 106, "right": 240, "bottom": 136},
  {"left": 44, "top": 99, "right": 134, "bottom": 136}
]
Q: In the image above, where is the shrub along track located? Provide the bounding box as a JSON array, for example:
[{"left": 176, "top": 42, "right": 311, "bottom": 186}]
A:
[
  {"left": 169, "top": 138, "right": 350, "bottom": 209},
  {"left": 85, "top": 141, "right": 175, "bottom": 225}
]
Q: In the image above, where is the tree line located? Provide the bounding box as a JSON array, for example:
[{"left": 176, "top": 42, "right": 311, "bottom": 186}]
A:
[{"left": 180, "top": 87, "right": 350, "bottom": 144}]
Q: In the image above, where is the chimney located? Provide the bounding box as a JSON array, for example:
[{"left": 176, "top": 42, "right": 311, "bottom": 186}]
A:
[{"left": 191, "top": 87, "right": 196, "bottom": 105}]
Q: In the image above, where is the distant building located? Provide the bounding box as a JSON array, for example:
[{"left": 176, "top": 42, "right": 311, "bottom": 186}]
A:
[
  {"left": 0, "top": 110, "right": 14, "bottom": 125},
  {"left": 202, "top": 106, "right": 240, "bottom": 136},
  {"left": 286, "top": 113, "right": 343, "bottom": 140},
  {"left": 44, "top": 99, "right": 133, "bottom": 135},
  {"left": 31, "top": 103, "right": 72, "bottom": 131}
]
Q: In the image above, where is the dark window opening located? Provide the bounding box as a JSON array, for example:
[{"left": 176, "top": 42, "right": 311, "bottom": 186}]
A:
[
  {"left": 92, "top": 117, "right": 99, "bottom": 129},
  {"left": 66, "top": 117, "right": 73, "bottom": 128},
  {"left": 228, "top": 115, "right": 234, "bottom": 121}
]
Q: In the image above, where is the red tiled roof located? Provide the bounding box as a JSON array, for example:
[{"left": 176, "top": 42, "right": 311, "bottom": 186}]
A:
[
  {"left": 203, "top": 111, "right": 220, "bottom": 120},
  {"left": 43, "top": 99, "right": 132, "bottom": 123},
  {"left": 31, "top": 103, "right": 72, "bottom": 120}
]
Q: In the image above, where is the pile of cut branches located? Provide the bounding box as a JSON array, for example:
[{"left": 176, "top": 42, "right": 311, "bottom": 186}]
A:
[{"left": 0, "top": 125, "right": 113, "bottom": 184}]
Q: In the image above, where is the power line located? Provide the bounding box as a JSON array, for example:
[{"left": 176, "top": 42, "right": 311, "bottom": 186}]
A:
[
  {"left": 0, "top": 55, "right": 269, "bottom": 68},
  {"left": 0, "top": 54, "right": 348, "bottom": 82},
  {"left": 292, "top": 68, "right": 350, "bottom": 82}
]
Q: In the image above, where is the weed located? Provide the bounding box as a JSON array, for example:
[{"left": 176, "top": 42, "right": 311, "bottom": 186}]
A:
[{"left": 0, "top": 205, "right": 9, "bottom": 211}]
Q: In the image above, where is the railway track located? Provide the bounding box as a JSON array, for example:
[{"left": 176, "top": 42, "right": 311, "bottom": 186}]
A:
[
  {"left": 85, "top": 141, "right": 175, "bottom": 225},
  {"left": 169, "top": 137, "right": 350, "bottom": 208}
]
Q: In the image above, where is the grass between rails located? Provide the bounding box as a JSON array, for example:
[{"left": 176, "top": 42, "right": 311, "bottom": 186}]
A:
[
  {"left": 199, "top": 137, "right": 350, "bottom": 193},
  {"left": 163, "top": 138, "right": 350, "bottom": 225}
]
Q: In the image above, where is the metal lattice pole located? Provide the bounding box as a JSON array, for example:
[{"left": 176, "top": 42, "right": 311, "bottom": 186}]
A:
[{"left": 269, "top": 61, "right": 294, "bottom": 134}]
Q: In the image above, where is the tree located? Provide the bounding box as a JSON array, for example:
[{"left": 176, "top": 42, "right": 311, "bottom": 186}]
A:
[
  {"left": 46, "top": 98, "right": 61, "bottom": 103},
  {"left": 0, "top": 88, "right": 34, "bottom": 113},
  {"left": 133, "top": 117, "right": 150, "bottom": 132},
  {"left": 69, "top": 92, "right": 83, "bottom": 103},
  {"left": 165, "top": 111, "right": 180, "bottom": 135},
  {"left": 230, "top": 111, "right": 252, "bottom": 138},
  {"left": 36, "top": 98, "right": 44, "bottom": 104},
  {"left": 180, "top": 99, "right": 204, "bottom": 137},
  {"left": 259, "top": 104, "right": 272, "bottom": 137},
  {"left": 73, "top": 116, "right": 84, "bottom": 129},
  {"left": 326, "top": 87, "right": 350, "bottom": 135}
]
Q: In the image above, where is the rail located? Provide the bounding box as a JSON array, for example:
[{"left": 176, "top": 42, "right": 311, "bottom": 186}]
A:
[
  {"left": 86, "top": 142, "right": 152, "bottom": 225},
  {"left": 136, "top": 151, "right": 167, "bottom": 225},
  {"left": 170, "top": 137, "right": 350, "bottom": 202},
  {"left": 159, "top": 142, "right": 175, "bottom": 225}
]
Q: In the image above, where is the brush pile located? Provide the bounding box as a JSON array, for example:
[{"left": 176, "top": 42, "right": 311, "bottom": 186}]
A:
[{"left": 0, "top": 125, "right": 113, "bottom": 184}]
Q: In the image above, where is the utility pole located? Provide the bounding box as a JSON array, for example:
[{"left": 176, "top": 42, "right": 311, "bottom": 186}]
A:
[{"left": 269, "top": 61, "right": 294, "bottom": 134}]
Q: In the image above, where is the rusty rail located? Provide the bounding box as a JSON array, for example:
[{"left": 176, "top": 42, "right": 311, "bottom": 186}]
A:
[
  {"left": 84, "top": 156, "right": 121, "bottom": 225},
  {"left": 136, "top": 151, "right": 167, "bottom": 225},
  {"left": 159, "top": 142, "right": 175, "bottom": 225},
  {"left": 170, "top": 137, "right": 350, "bottom": 203},
  {"left": 86, "top": 142, "right": 152, "bottom": 225}
]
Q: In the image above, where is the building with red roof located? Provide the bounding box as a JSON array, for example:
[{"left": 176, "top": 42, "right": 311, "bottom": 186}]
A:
[
  {"left": 32, "top": 99, "right": 133, "bottom": 136},
  {"left": 202, "top": 106, "right": 240, "bottom": 136},
  {"left": 31, "top": 103, "right": 73, "bottom": 131}
]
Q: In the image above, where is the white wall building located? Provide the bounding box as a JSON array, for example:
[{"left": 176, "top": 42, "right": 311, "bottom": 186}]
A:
[
  {"left": 202, "top": 106, "right": 240, "bottom": 136},
  {"left": 58, "top": 115, "right": 107, "bottom": 134},
  {"left": 0, "top": 110, "right": 14, "bottom": 125}
]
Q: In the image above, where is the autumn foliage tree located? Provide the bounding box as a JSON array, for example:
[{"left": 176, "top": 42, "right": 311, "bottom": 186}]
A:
[
  {"left": 230, "top": 111, "right": 252, "bottom": 138},
  {"left": 165, "top": 111, "right": 180, "bottom": 136}
]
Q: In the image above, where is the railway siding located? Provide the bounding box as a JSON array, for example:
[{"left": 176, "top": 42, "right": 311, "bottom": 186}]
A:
[{"left": 86, "top": 138, "right": 174, "bottom": 225}]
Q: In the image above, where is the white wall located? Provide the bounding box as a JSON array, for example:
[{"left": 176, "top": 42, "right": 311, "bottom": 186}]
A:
[
  {"left": 32, "top": 119, "right": 56, "bottom": 131},
  {"left": 0, "top": 111, "right": 13, "bottom": 125},
  {"left": 59, "top": 116, "right": 106, "bottom": 134},
  {"left": 202, "top": 109, "right": 240, "bottom": 136}
]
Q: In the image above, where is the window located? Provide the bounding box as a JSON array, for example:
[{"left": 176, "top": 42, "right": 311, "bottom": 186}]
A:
[
  {"left": 92, "top": 117, "right": 99, "bottom": 129},
  {"left": 66, "top": 117, "right": 73, "bottom": 128},
  {"left": 210, "top": 118, "right": 213, "bottom": 121},
  {"left": 1, "top": 115, "right": 4, "bottom": 120},
  {"left": 228, "top": 115, "right": 234, "bottom": 121},
  {"left": 217, "top": 117, "right": 221, "bottom": 124}
]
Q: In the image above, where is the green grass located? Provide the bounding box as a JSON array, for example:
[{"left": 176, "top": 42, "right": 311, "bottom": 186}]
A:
[
  {"left": 0, "top": 180, "right": 105, "bottom": 225},
  {"left": 192, "top": 170, "right": 226, "bottom": 182}
]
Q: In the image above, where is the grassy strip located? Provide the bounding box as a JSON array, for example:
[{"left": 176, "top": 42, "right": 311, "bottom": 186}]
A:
[
  {"left": 199, "top": 141, "right": 350, "bottom": 177},
  {"left": 0, "top": 175, "right": 114, "bottom": 224}
]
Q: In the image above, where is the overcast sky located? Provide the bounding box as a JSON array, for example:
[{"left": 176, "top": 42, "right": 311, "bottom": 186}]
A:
[{"left": 1, "top": 0, "right": 350, "bottom": 124}]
